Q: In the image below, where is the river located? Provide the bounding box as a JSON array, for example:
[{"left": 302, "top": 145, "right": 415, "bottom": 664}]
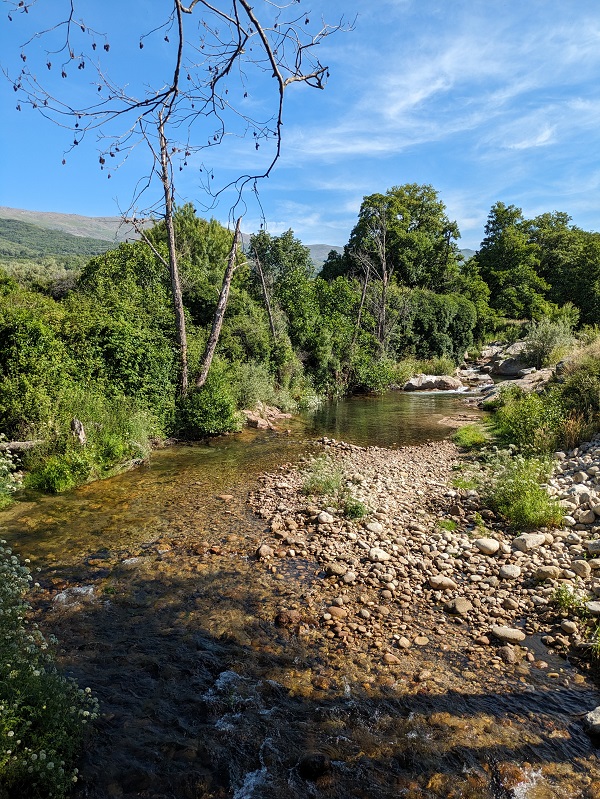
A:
[{"left": 1, "top": 391, "right": 599, "bottom": 799}]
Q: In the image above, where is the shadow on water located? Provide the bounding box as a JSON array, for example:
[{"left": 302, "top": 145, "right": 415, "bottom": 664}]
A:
[
  {"left": 0, "top": 393, "right": 597, "bottom": 798},
  {"left": 39, "top": 559, "right": 599, "bottom": 799}
]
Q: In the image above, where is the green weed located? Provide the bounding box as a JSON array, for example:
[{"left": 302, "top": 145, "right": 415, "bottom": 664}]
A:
[
  {"left": 0, "top": 542, "right": 98, "bottom": 798},
  {"left": 452, "top": 423, "right": 489, "bottom": 450}
]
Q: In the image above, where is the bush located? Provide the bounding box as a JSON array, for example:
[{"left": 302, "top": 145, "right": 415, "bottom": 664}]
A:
[
  {"left": 493, "top": 386, "right": 566, "bottom": 454},
  {"left": 522, "top": 317, "right": 576, "bottom": 369},
  {"left": 228, "top": 360, "right": 277, "bottom": 410},
  {"left": 301, "top": 456, "right": 343, "bottom": 496},
  {"left": 176, "top": 363, "right": 241, "bottom": 438},
  {"left": 485, "top": 456, "right": 563, "bottom": 529},
  {"left": 0, "top": 543, "right": 98, "bottom": 798}
]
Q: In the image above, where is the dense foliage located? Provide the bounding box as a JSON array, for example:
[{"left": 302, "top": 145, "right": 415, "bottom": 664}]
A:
[{"left": 0, "top": 183, "right": 599, "bottom": 497}]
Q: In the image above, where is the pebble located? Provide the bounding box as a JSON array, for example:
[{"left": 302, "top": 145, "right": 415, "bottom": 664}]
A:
[
  {"left": 490, "top": 626, "right": 526, "bottom": 643},
  {"left": 474, "top": 538, "right": 500, "bottom": 555}
]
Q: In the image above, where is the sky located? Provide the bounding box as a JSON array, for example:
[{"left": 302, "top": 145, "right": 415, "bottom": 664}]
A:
[{"left": 2, "top": 0, "right": 600, "bottom": 249}]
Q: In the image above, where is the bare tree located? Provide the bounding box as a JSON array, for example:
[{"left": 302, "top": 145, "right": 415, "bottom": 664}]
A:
[{"left": 4, "top": 0, "right": 348, "bottom": 393}]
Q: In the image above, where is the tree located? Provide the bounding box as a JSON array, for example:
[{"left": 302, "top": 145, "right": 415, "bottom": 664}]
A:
[
  {"left": 5, "top": 1, "right": 347, "bottom": 393},
  {"left": 348, "top": 184, "right": 462, "bottom": 291},
  {"left": 475, "top": 202, "right": 549, "bottom": 319}
]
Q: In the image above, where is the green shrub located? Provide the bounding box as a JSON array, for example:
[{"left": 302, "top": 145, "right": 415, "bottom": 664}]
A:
[
  {"left": 25, "top": 450, "right": 94, "bottom": 494},
  {"left": 493, "top": 386, "right": 566, "bottom": 454},
  {"left": 228, "top": 360, "right": 277, "bottom": 410},
  {"left": 301, "top": 456, "right": 343, "bottom": 496},
  {"left": 523, "top": 317, "right": 576, "bottom": 369},
  {"left": 452, "top": 423, "right": 489, "bottom": 449},
  {"left": 343, "top": 496, "right": 367, "bottom": 519},
  {"left": 485, "top": 456, "right": 563, "bottom": 529},
  {"left": 0, "top": 542, "right": 98, "bottom": 798},
  {"left": 177, "top": 363, "right": 241, "bottom": 438}
]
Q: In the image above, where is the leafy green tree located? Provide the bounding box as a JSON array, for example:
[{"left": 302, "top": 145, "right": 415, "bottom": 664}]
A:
[
  {"left": 475, "top": 202, "right": 550, "bottom": 319},
  {"left": 347, "top": 184, "right": 462, "bottom": 292}
]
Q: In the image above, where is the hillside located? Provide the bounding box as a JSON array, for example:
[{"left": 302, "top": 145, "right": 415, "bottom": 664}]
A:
[
  {"left": 0, "top": 218, "right": 115, "bottom": 259},
  {"left": 0, "top": 207, "right": 343, "bottom": 270},
  {"left": 0, "top": 207, "right": 135, "bottom": 242}
]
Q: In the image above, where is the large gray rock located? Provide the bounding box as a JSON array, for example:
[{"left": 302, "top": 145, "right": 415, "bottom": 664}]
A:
[
  {"left": 491, "top": 358, "right": 528, "bottom": 376},
  {"left": 403, "top": 374, "right": 464, "bottom": 392}
]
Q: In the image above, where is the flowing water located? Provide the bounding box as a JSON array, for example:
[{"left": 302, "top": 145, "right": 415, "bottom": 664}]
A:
[{"left": 1, "top": 392, "right": 599, "bottom": 799}]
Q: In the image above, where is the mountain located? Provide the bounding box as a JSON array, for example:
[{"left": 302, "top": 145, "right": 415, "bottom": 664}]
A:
[
  {"left": 0, "top": 207, "right": 135, "bottom": 243},
  {"left": 0, "top": 218, "right": 114, "bottom": 260},
  {"left": 0, "top": 207, "right": 343, "bottom": 269}
]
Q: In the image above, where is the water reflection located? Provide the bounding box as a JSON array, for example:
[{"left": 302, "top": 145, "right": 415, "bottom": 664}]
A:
[{"left": 307, "top": 391, "right": 474, "bottom": 448}]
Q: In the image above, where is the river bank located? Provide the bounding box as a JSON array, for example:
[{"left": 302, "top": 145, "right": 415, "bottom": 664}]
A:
[{"left": 1, "top": 433, "right": 593, "bottom": 798}]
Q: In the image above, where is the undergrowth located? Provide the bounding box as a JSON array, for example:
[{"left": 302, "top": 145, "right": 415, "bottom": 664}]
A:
[{"left": 0, "top": 543, "right": 98, "bottom": 798}]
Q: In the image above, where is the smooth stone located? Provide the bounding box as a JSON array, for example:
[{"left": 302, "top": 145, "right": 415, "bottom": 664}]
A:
[
  {"left": 366, "top": 521, "right": 384, "bottom": 534},
  {"left": 317, "top": 511, "right": 335, "bottom": 524},
  {"left": 383, "top": 653, "right": 401, "bottom": 665},
  {"left": 535, "top": 565, "right": 561, "bottom": 581},
  {"left": 560, "top": 620, "right": 578, "bottom": 635},
  {"left": 328, "top": 606, "right": 347, "bottom": 619},
  {"left": 429, "top": 575, "right": 458, "bottom": 591},
  {"left": 445, "top": 597, "right": 473, "bottom": 616},
  {"left": 586, "top": 540, "right": 600, "bottom": 555},
  {"left": 571, "top": 559, "right": 592, "bottom": 579},
  {"left": 585, "top": 601, "right": 600, "bottom": 616},
  {"left": 256, "top": 544, "right": 274, "bottom": 559},
  {"left": 369, "top": 547, "right": 391, "bottom": 563},
  {"left": 584, "top": 707, "right": 600, "bottom": 735},
  {"left": 414, "top": 635, "right": 429, "bottom": 646},
  {"left": 578, "top": 510, "right": 596, "bottom": 525},
  {"left": 474, "top": 538, "right": 500, "bottom": 555},
  {"left": 491, "top": 625, "right": 526, "bottom": 643},
  {"left": 513, "top": 533, "right": 546, "bottom": 552},
  {"left": 499, "top": 564, "right": 522, "bottom": 580}
]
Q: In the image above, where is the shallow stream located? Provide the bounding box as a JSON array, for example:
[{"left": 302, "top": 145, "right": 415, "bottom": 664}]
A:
[{"left": 1, "top": 392, "right": 599, "bottom": 798}]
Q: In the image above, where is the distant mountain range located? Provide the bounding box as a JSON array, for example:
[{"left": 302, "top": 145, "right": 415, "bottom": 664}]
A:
[{"left": 0, "top": 207, "right": 476, "bottom": 270}]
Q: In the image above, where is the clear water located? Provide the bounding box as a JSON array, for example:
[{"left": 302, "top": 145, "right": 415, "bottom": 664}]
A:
[{"left": 1, "top": 391, "right": 598, "bottom": 799}]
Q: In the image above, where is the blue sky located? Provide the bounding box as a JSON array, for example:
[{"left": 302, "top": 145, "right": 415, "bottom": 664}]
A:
[{"left": 2, "top": 0, "right": 600, "bottom": 249}]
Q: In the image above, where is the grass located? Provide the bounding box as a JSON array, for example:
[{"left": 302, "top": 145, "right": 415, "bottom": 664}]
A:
[
  {"left": 552, "top": 584, "right": 589, "bottom": 616},
  {"left": 452, "top": 423, "right": 489, "bottom": 450},
  {"left": 438, "top": 519, "right": 458, "bottom": 532},
  {"left": 301, "top": 455, "right": 368, "bottom": 520}
]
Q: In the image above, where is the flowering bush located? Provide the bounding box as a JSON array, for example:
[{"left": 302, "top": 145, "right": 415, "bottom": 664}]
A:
[
  {"left": 0, "top": 542, "right": 98, "bottom": 798},
  {"left": 0, "top": 437, "right": 23, "bottom": 509}
]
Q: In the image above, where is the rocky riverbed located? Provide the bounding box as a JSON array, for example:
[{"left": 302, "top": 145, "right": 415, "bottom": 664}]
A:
[
  {"left": 249, "top": 435, "right": 600, "bottom": 742},
  {"left": 5, "top": 430, "right": 600, "bottom": 798}
]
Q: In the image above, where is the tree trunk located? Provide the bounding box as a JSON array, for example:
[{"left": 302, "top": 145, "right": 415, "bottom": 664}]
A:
[
  {"left": 158, "top": 112, "right": 188, "bottom": 394},
  {"left": 253, "top": 249, "right": 277, "bottom": 341},
  {"left": 195, "top": 217, "right": 242, "bottom": 389},
  {"left": 350, "top": 262, "right": 370, "bottom": 352}
]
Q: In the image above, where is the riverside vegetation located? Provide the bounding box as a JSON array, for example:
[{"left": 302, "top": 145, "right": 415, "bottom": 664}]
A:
[{"left": 2, "top": 184, "right": 600, "bottom": 797}]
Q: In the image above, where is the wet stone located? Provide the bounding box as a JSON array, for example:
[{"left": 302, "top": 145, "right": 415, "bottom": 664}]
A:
[{"left": 491, "top": 626, "right": 526, "bottom": 643}]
